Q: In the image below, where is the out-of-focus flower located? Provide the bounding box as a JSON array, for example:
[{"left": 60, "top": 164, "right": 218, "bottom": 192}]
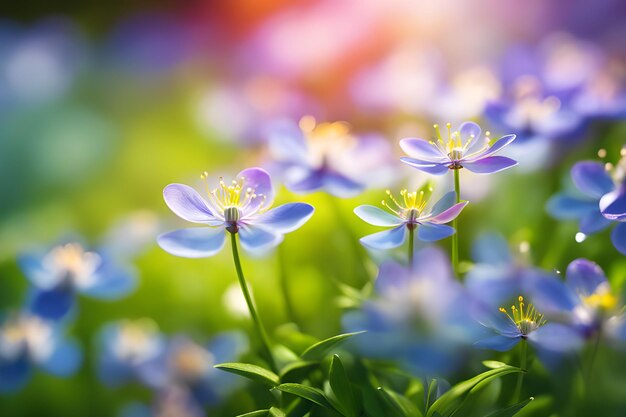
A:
[
  {"left": 267, "top": 117, "right": 396, "bottom": 197},
  {"left": 97, "top": 319, "right": 166, "bottom": 387},
  {"left": 547, "top": 155, "right": 626, "bottom": 254},
  {"left": 0, "top": 311, "right": 81, "bottom": 392},
  {"left": 101, "top": 211, "right": 161, "bottom": 259},
  {"left": 400, "top": 121, "right": 517, "bottom": 175},
  {"left": 343, "top": 247, "right": 482, "bottom": 376},
  {"left": 475, "top": 296, "right": 582, "bottom": 352},
  {"left": 19, "top": 242, "right": 137, "bottom": 319},
  {"left": 466, "top": 233, "right": 552, "bottom": 308},
  {"left": 119, "top": 386, "right": 205, "bottom": 417},
  {"left": 142, "top": 332, "right": 248, "bottom": 406},
  {"left": 157, "top": 167, "right": 314, "bottom": 257},
  {"left": 354, "top": 189, "right": 467, "bottom": 249},
  {"left": 527, "top": 258, "right": 626, "bottom": 343}
]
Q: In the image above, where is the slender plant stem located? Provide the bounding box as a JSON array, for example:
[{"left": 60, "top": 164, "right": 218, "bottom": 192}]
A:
[
  {"left": 229, "top": 232, "right": 276, "bottom": 371},
  {"left": 513, "top": 340, "right": 527, "bottom": 403},
  {"left": 277, "top": 243, "right": 297, "bottom": 324},
  {"left": 408, "top": 226, "right": 415, "bottom": 269},
  {"left": 451, "top": 169, "right": 461, "bottom": 276},
  {"left": 585, "top": 330, "right": 601, "bottom": 387}
]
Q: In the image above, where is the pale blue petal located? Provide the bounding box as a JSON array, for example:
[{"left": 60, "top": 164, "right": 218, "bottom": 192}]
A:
[
  {"left": 459, "top": 121, "right": 482, "bottom": 152},
  {"left": 579, "top": 210, "right": 612, "bottom": 234},
  {"left": 208, "top": 332, "right": 248, "bottom": 364},
  {"left": 81, "top": 263, "right": 137, "bottom": 300},
  {"left": 546, "top": 194, "right": 598, "bottom": 219},
  {"left": 41, "top": 339, "right": 82, "bottom": 376},
  {"left": 528, "top": 323, "right": 582, "bottom": 352},
  {"left": 399, "top": 138, "right": 447, "bottom": 161},
  {"left": 565, "top": 258, "right": 608, "bottom": 296},
  {"left": 600, "top": 186, "right": 626, "bottom": 221},
  {"left": 466, "top": 265, "right": 519, "bottom": 306},
  {"left": 423, "top": 202, "right": 467, "bottom": 224},
  {"left": 471, "top": 233, "right": 513, "bottom": 265},
  {"left": 238, "top": 167, "right": 275, "bottom": 212},
  {"left": 467, "top": 134, "right": 516, "bottom": 160},
  {"left": 323, "top": 172, "right": 364, "bottom": 198},
  {"left": 354, "top": 205, "right": 403, "bottom": 227},
  {"left": 287, "top": 169, "right": 324, "bottom": 194},
  {"left": 429, "top": 191, "right": 457, "bottom": 217},
  {"left": 157, "top": 227, "right": 226, "bottom": 258},
  {"left": 571, "top": 161, "right": 614, "bottom": 199},
  {"left": 267, "top": 120, "right": 309, "bottom": 164},
  {"left": 417, "top": 223, "right": 455, "bottom": 242},
  {"left": 163, "top": 184, "right": 222, "bottom": 225},
  {"left": 611, "top": 223, "right": 626, "bottom": 255},
  {"left": 238, "top": 224, "right": 282, "bottom": 252},
  {"left": 360, "top": 225, "right": 407, "bottom": 249},
  {"left": 375, "top": 262, "right": 412, "bottom": 295},
  {"left": 400, "top": 157, "right": 450, "bottom": 175},
  {"left": 472, "top": 303, "right": 521, "bottom": 337},
  {"left": 474, "top": 334, "right": 520, "bottom": 352},
  {"left": 251, "top": 203, "right": 314, "bottom": 233},
  {"left": 462, "top": 156, "right": 517, "bottom": 174},
  {"left": 526, "top": 275, "right": 577, "bottom": 313}
]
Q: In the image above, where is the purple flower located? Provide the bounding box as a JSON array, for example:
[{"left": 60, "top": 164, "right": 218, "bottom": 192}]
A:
[
  {"left": 0, "top": 311, "right": 82, "bottom": 392},
  {"left": 19, "top": 242, "right": 137, "bottom": 320},
  {"left": 399, "top": 121, "right": 517, "bottom": 175},
  {"left": 527, "top": 259, "right": 626, "bottom": 342},
  {"left": 157, "top": 167, "right": 314, "bottom": 257},
  {"left": 475, "top": 295, "right": 582, "bottom": 353},
  {"left": 547, "top": 157, "right": 626, "bottom": 254},
  {"left": 354, "top": 189, "right": 467, "bottom": 249},
  {"left": 267, "top": 117, "right": 395, "bottom": 198}
]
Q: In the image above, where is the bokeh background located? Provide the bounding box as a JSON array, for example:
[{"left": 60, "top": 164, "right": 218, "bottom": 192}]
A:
[{"left": 1, "top": 0, "right": 626, "bottom": 416}]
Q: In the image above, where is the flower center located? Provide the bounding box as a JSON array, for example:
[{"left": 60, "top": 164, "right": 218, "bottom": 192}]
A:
[
  {"left": 114, "top": 319, "right": 161, "bottom": 363},
  {"left": 42, "top": 243, "right": 101, "bottom": 289},
  {"left": 582, "top": 291, "right": 617, "bottom": 312},
  {"left": 299, "top": 115, "right": 356, "bottom": 168},
  {"left": 381, "top": 188, "right": 431, "bottom": 224},
  {"left": 0, "top": 315, "right": 54, "bottom": 362},
  {"left": 170, "top": 341, "right": 214, "bottom": 382},
  {"left": 201, "top": 173, "right": 266, "bottom": 220},
  {"left": 428, "top": 122, "right": 490, "bottom": 165},
  {"left": 499, "top": 296, "right": 546, "bottom": 337}
]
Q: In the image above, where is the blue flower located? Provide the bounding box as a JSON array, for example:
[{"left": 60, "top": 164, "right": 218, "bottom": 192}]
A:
[
  {"left": 0, "top": 311, "right": 82, "bottom": 392},
  {"left": 97, "top": 319, "right": 166, "bottom": 387},
  {"left": 119, "top": 387, "right": 205, "bottom": 417},
  {"left": 354, "top": 189, "right": 467, "bottom": 249},
  {"left": 343, "top": 247, "right": 482, "bottom": 376},
  {"left": 157, "top": 167, "right": 314, "bottom": 257},
  {"left": 267, "top": 117, "right": 395, "bottom": 197},
  {"left": 526, "top": 258, "right": 626, "bottom": 342},
  {"left": 19, "top": 242, "right": 137, "bottom": 320},
  {"left": 138, "top": 332, "right": 248, "bottom": 406},
  {"left": 399, "top": 121, "right": 517, "bottom": 175},
  {"left": 547, "top": 158, "right": 626, "bottom": 254},
  {"left": 475, "top": 295, "right": 582, "bottom": 353}
]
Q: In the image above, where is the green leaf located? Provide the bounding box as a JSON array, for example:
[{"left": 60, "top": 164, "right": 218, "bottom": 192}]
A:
[
  {"left": 482, "top": 360, "right": 509, "bottom": 369},
  {"left": 237, "top": 410, "right": 269, "bottom": 417},
  {"left": 269, "top": 407, "right": 286, "bottom": 417},
  {"left": 275, "top": 383, "right": 335, "bottom": 410},
  {"left": 485, "top": 397, "right": 534, "bottom": 417},
  {"left": 214, "top": 363, "right": 280, "bottom": 387},
  {"left": 279, "top": 360, "right": 319, "bottom": 382},
  {"left": 426, "top": 364, "right": 522, "bottom": 417},
  {"left": 377, "top": 387, "right": 423, "bottom": 417},
  {"left": 300, "top": 331, "right": 365, "bottom": 361},
  {"left": 285, "top": 399, "right": 313, "bottom": 417},
  {"left": 329, "top": 355, "right": 358, "bottom": 417}
]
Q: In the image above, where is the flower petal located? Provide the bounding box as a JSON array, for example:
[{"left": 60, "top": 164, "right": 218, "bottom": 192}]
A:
[
  {"left": 462, "top": 156, "right": 518, "bottom": 174},
  {"left": 459, "top": 121, "right": 481, "bottom": 144},
  {"left": 599, "top": 185, "right": 626, "bottom": 221},
  {"left": 399, "top": 138, "right": 447, "bottom": 161},
  {"left": 238, "top": 224, "right": 282, "bottom": 252},
  {"left": 41, "top": 339, "right": 82, "bottom": 376},
  {"left": 238, "top": 167, "right": 275, "bottom": 210},
  {"left": 250, "top": 203, "right": 314, "bottom": 234},
  {"left": 525, "top": 275, "right": 578, "bottom": 313},
  {"left": 471, "top": 233, "right": 513, "bottom": 265},
  {"left": 423, "top": 201, "right": 468, "bottom": 224},
  {"left": 267, "top": 120, "right": 309, "bottom": 164},
  {"left": 354, "top": 205, "right": 403, "bottom": 227},
  {"left": 466, "top": 265, "right": 519, "bottom": 307},
  {"left": 417, "top": 223, "right": 455, "bottom": 242},
  {"left": 323, "top": 172, "right": 364, "bottom": 198},
  {"left": 468, "top": 134, "right": 516, "bottom": 160},
  {"left": 611, "top": 222, "right": 626, "bottom": 255},
  {"left": 287, "top": 169, "right": 325, "bottom": 194},
  {"left": 400, "top": 157, "right": 449, "bottom": 175},
  {"left": 571, "top": 161, "right": 614, "bottom": 199},
  {"left": 157, "top": 227, "right": 225, "bottom": 258},
  {"left": 81, "top": 262, "right": 137, "bottom": 300},
  {"left": 0, "top": 356, "right": 31, "bottom": 393},
  {"left": 360, "top": 225, "right": 407, "bottom": 249},
  {"left": 428, "top": 191, "right": 457, "bottom": 216},
  {"left": 546, "top": 194, "right": 598, "bottom": 220},
  {"left": 528, "top": 323, "right": 582, "bottom": 352},
  {"left": 163, "top": 184, "right": 222, "bottom": 225},
  {"left": 29, "top": 287, "right": 75, "bottom": 320},
  {"left": 579, "top": 210, "right": 612, "bottom": 234},
  {"left": 474, "top": 334, "right": 520, "bottom": 352},
  {"left": 565, "top": 258, "right": 607, "bottom": 297}
]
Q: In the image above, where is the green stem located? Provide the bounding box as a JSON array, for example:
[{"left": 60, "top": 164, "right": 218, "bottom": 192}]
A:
[
  {"left": 585, "top": 330, "right": 601, "bottom": 387},
  {"left": 229, "top": 232, "right": 276, "bottom": 371},
  {"left": 451, "top": 169, "right": 461, "bottom": 277},
  {"left": 513, "top": 339, "right": 527, "bottom": 403},
  {"left": 277, "top": 243, "right": 297, "bottom": 324},
  {"left": 408, "top": 226, "right": 415, "bottom": 269}
]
